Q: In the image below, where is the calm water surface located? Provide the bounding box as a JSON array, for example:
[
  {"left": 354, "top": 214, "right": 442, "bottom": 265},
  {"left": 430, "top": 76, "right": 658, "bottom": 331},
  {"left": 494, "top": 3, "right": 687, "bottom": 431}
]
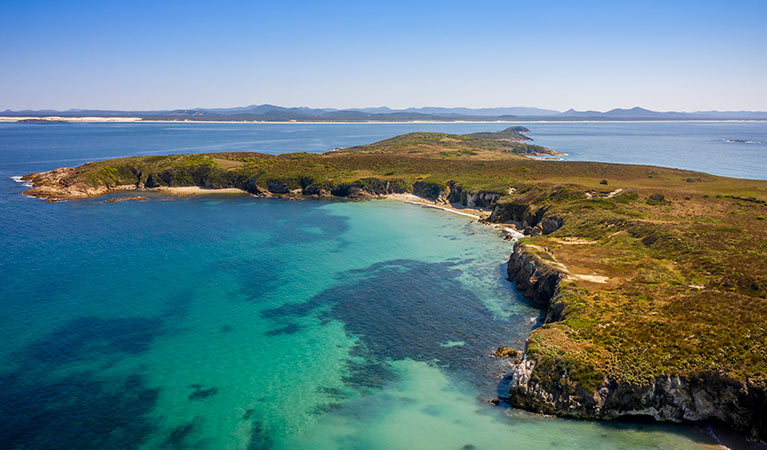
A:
[
  {"left": 2, "top": 121, "right": 762, "bottom": 449},
  {"left": 0, "top": 120, "right": 765, "bottom": 178}
]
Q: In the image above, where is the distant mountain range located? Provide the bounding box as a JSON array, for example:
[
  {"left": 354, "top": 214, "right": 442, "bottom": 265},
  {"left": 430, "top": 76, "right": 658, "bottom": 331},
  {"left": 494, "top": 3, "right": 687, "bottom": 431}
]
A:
[
  {"left": 2, "top": 105, "right": 766, "bottom": 122},
  {"left": 559, "top": 106, "right": 767, "bottom": 120}
]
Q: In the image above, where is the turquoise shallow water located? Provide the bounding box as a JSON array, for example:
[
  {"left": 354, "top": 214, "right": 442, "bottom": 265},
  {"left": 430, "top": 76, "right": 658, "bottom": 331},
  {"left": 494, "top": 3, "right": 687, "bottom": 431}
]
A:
[
  {"left": 3, "top": 121, "right": 762, "bottom": 448},
  {"left": 0, "top": 192, "right": 717, "bottom": 449}
]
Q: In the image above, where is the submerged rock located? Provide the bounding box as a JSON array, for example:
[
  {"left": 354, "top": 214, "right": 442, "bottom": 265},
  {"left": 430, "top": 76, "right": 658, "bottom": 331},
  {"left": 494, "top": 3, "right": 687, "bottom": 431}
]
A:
[
  {"left": 106, "top": 196, "right": 146, "bottom": 203},
  {"left": 188, "top": 386, "right": 218, "bottom": 400},
  {"left": 491, "top": 346, "right": 520, "bottom": 358}
]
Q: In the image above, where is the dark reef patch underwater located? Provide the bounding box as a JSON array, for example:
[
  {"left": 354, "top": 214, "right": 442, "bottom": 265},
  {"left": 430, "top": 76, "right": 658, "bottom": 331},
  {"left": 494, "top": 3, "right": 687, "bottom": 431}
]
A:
[
  {"left": 22, "top": 316, "right": 164, "bottom": 364},
  {"left": 0, "top": 315, "right": 165, "bottom": 449},
  {"left": 0, "top": 370, "right": 161, "bottom": 449},
  {"left": 261, "top": 258, "right": 533, "bottom": 390}
]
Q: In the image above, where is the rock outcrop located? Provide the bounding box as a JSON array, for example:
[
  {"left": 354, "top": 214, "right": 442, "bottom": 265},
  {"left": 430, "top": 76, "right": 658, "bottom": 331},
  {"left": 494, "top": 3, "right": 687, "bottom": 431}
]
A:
[
  {"left": 144, "top": 173, "right": 161, "bottom": 188},
  {"left": 302, "top": 183, "right": 330, "bottom": 197},
  {"left": 242, "top": 177, "right": 266, "bottom": 196},
  {"left": 491, "top": 346, "right": 520, "bottom": 358},
  {"left": 506, "top": 242, "right": 565, "bottom": 308},
  {"left": 411, "top": 181, "right": 506, "bottom": 209},
  {"left": 266, "top": 180, "right": 289, "bottom": 194},
  {"left": 445, "top": 182, "right": 503, "bottom": 208},
  {"left": 21, "top": 168, "right": 119, "bottom": 198},
  {"left": 488, "top": 201, "right": 548, "bottom": 228},
  {"left": 412, "top": 181, "right": 444, "bottom": 201},
  {"left": 330, "top": 183, "right": 371, "bottom": 199}
]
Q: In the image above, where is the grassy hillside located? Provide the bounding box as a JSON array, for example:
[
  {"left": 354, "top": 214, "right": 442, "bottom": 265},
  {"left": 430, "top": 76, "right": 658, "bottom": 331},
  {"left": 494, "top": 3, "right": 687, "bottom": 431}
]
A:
[{"left": 332, "top": 127, "right": 559, "bottom": 158}]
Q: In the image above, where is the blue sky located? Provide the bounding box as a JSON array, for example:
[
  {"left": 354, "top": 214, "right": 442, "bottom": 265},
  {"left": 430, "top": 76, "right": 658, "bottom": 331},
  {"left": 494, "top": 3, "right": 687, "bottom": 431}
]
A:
[{"left": 1, "top": 0, "right": 765, "bottom": 111}]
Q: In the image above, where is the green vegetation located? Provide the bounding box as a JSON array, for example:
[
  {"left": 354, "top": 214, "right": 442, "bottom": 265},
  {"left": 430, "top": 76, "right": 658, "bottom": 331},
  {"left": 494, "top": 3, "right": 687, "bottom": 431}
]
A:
[
  {"left": 513, "top": 181, "right": 767, "bottom": 385},
  {"left": 24, "top": 128, "right": 767, "bottom": 393},
  {"left": 464, "top": 126, "right": 532, "bottom": 141},
  {"left": 333, "top": 127, "right": 559, "bottom": 158},
  {"left": 86, "top": 166, "right": 120, "bottom": 187}
]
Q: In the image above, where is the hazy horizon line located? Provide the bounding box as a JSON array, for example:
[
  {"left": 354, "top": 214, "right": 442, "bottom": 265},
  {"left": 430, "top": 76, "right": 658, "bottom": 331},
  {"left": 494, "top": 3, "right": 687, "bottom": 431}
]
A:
[{"left": 4, "top": 104, "right": 767, "bottom": 114}]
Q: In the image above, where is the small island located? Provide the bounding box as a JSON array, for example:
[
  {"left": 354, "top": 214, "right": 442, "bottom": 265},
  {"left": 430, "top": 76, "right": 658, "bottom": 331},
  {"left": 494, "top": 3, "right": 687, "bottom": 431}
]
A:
[{"left": 20, "top": 127, "right": 767, "bottom": 441}]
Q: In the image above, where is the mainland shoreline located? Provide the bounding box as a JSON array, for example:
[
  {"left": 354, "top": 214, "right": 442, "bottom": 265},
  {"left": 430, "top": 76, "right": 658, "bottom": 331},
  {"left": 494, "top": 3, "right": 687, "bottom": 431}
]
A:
[{"left": 2, "top": 116, "right": 767, "bottom": 125}]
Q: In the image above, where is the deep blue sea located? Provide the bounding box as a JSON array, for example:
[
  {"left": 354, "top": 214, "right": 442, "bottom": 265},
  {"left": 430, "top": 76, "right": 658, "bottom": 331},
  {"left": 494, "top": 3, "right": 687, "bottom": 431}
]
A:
[{"left": 1, "top": 121, "right": 765, "bottom": 449}]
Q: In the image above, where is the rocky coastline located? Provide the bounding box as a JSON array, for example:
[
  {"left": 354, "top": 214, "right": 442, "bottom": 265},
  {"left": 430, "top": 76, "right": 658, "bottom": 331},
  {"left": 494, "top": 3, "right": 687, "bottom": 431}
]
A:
[
  {"left": 18, "top": 152, "right": 767, "bottom": 443},
  {"left": 504, "top": 236, "right": 767, "bottom": 443}
]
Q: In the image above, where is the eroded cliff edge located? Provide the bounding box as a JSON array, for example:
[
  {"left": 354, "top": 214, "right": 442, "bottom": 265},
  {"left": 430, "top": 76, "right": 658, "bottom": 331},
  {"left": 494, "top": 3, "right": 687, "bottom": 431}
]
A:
[{"left": 505, "top": 240, "right": 767, "bottom": 442}]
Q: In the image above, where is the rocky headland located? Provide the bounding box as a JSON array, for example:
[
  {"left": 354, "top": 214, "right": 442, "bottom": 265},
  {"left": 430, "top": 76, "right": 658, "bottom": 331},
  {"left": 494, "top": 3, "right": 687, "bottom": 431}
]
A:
[{"left": 505, "top": 241, "right": 767, "bottom": 442}]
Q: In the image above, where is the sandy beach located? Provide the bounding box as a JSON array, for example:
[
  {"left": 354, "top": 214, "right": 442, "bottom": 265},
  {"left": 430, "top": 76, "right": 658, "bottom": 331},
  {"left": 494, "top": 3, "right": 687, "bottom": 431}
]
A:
[
  {"left": 384, "top": 193, "right": 525, "bottom": 238},
  {"left": 154, "top": 186, "right": 249, "bottom": 195},
  {"left": 385, "top": 193, "right": 487, "bottom": 219}
]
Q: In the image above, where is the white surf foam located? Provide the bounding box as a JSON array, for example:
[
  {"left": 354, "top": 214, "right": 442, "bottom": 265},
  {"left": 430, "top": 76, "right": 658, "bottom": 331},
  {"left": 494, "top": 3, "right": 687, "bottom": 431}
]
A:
[{"left": 10, "top": 176, "right": 33, "bottom": 187}]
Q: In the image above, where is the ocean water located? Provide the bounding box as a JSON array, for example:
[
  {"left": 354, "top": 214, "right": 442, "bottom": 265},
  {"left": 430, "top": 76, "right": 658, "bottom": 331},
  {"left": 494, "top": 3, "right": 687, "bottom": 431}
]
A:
[
  {"left": 524, "top": 121, "right": 767, "bottom": 180},
  {"left": 1, "top": 121, "right": 763, "bottom": 449},
  {"left": 0, "top": 120, "right": 765, "bottom": 179}
]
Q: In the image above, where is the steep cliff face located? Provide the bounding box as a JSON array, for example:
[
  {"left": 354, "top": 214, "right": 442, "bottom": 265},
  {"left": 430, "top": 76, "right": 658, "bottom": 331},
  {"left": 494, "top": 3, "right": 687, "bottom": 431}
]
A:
[
  {"left": 330, "top": 183, "right": 371, "bottom": 199},
  {"left": 445, "top": 182, "right": 502, "bottom": 208},
  {"left": 411, "top": 181, "right": 505, "bottom": 209},
  {"left": 267, "top": 180, "right": 289, "bottom": 194},
  {"left": 507, "top": 356, "right": 767, "bottom": 441},
  {"left": 22, "top": 167, "right": 410, "bottom": 201},
  {"left": 301, "top": 183, "right": 330, "bottom": 197},
  {"left": 504, "top": 242, "right": 767, "bottom": 442},
  {"left": 487, "top": 201, "right": 564, "bottom": 237},
  {"left": 330, "top": 179, "right": 407, "bottom": 199},
  {"left": 412, "top": 181, "right": 446, "bottom": 202},
  {"left": 506, "top": 242, "right": 564, "bottom": 308},
  {"left": 489, "top": 201, "right": 544, "bottom": 227},
  {"left": 144, "top": 173, "right": 161, "bottom": 188}
]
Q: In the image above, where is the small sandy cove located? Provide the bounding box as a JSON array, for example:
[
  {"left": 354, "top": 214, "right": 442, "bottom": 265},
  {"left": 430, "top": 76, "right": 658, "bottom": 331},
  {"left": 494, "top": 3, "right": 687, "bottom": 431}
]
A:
[
  {"left": 385, "top": 193, "right": 524, "bottom": 238},
  {"left": 155, "top": 186, "right": 248, "bottom": 195},
  {"left": 385, "top": 193, "right": 487, "bottom": 219}
]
